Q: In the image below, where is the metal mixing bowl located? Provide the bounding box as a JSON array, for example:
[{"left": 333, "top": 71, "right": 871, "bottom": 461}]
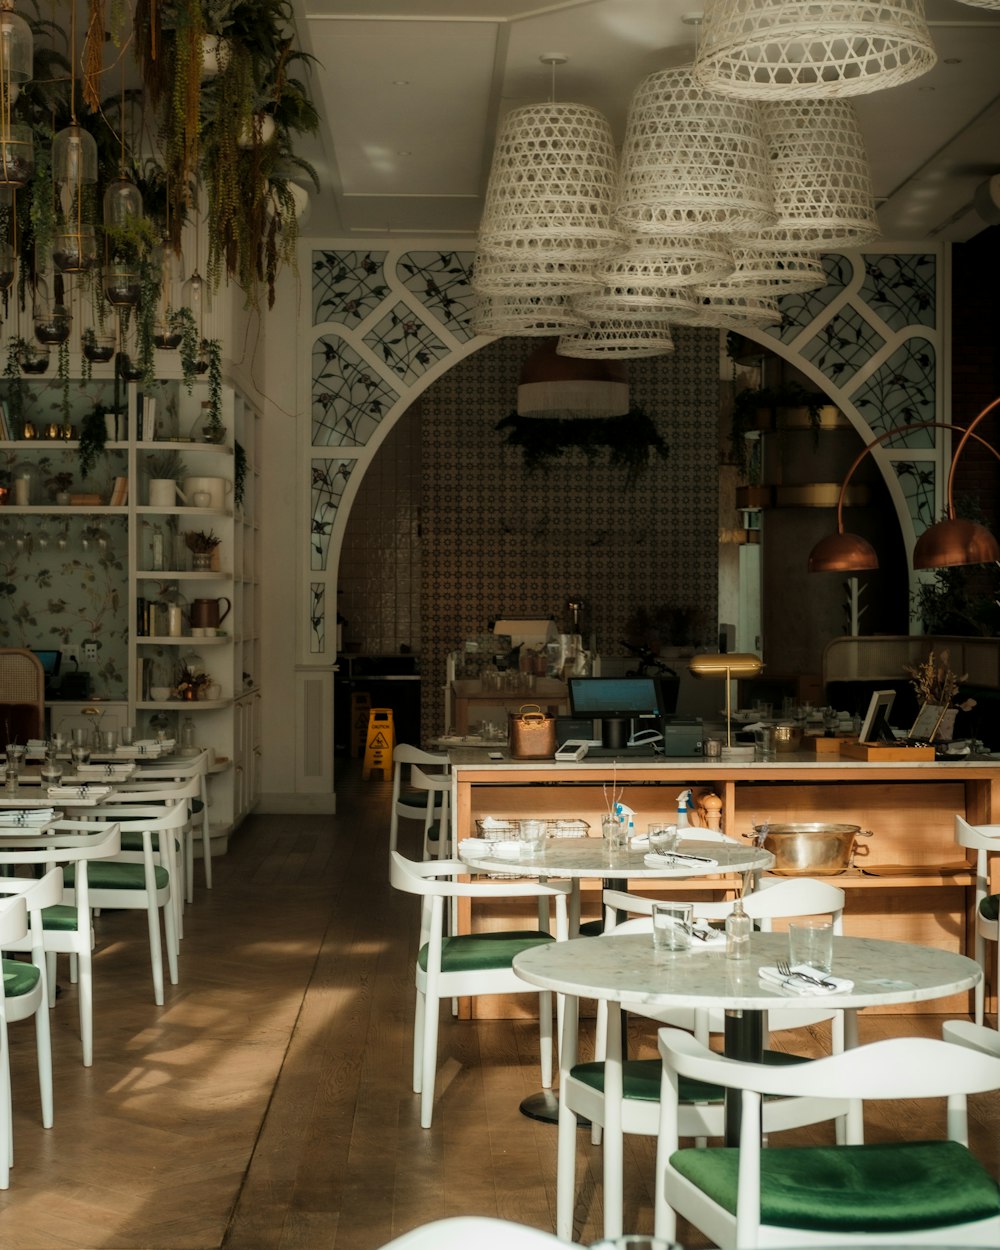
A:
[{"left": 749, "top": 822, "right": 872, "bottom": 874}]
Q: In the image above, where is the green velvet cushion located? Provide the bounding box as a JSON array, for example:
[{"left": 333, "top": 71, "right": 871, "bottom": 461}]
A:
[
  {"left": 39, "top": 904, "right": 79, "bottom": 932},
  {"left": 65, "top": 861, "right": 169, "bottom": 891},
  {"left": 2, "top": 958, "right": 40, "bottom": 997},
  {"left": 578, "top": 918, "right": 604, "bottom": 937},
  {"left": 191, "top": 798, "right": 204, "bottom": 814},
  {"left": 572, "top": 1050, "right": 810, "bottom": 1106},
  {"left": 980, "top": 893, "right": 1000, "bottom": 923},
  {"left": 418, "top": 930, "right": 553, "bottom": 973},
  {"left": 670, "top": 1140, "right": 1000, "bottom": 1233}
]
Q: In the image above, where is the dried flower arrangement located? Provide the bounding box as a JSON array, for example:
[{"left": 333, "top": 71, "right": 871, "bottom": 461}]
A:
[
  {"left": 184, "top": 529, "right": 222, "bottom": 554},
  {"left": 905, "top": 648, "right": 976, "bottom": 712}
]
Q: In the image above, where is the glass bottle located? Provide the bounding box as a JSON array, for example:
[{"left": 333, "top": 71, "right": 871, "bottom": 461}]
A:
[
  {"left": 725, "top": 897, "right": 751, "bottom": 961},
  {"left": 181, "top": 716, "right": 196, "bottom": 751}
]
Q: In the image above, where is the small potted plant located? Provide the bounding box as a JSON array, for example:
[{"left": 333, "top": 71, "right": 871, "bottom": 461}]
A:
[
  {"left": 184, "top": 528, "right": 221, "bottom": 571},
  {"left": 45, "top": 471, "right": 74, "bottom": 505}
]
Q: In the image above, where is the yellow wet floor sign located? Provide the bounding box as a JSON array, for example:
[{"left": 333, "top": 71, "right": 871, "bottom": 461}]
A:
[{"left": 362, "top": 708, "right": 395, "bottom": 779}]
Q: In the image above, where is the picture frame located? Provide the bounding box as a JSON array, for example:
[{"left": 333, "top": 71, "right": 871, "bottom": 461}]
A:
[
  {"left": 908, "top": 702, "right": 949, "bottom": 742},
  {"left": 858, "top": 689, "right": 896, "bottom": 745}
]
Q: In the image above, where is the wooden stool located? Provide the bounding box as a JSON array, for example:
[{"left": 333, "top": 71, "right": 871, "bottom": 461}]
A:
[{"left": 362, "top": 708, "right": 395, "bottom": 780}]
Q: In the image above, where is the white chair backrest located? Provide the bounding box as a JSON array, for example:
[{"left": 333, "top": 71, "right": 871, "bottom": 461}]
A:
[
  {"left": 955, "top": 813, "right": 1000, "bottom": 851},
  {"left": 0, "top": 894, "right": 28, "bottom": 947},
  {"left": 393, "top": 744, "right": 448, "bottom": 768},
  {"left": 943, "top": 1019, "right": 1000, "bottom": 1058},
  {"left": 409, "top": 763, "right": 449, "bottom": 794},
  {"left": 111, "top": 773, "right": 201, "bottom": 805},
  {"left": 90, "top": 802, "right": 191, "bottom": 834},
  {"left": 377, "top": 1216, "right": 571, "bottom": 1250},
  {"left": 0, "top": 819, "right": 120, "bottom": 865},
  {"left": 603, "top": 878, "right": 844, "bottom": 934},
  {"left": 0, "top": 866, "right": 64, "bottom": 913}
]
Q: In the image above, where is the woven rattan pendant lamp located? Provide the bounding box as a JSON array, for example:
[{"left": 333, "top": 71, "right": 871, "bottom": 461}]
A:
[
  {"left": 952, "top": 0, "right": 1000, "bottom": 9},
  {"left": 596, "top": 235, "right": 736, "bottom": 290},
  {"left": 471, "top": 293, "right": 587, "bottom": 337},
  {"left": 471, "top": 251, "right": 600, "bottom": 299},
  {"left": 477, "top": 96, "right": 619, "bottom": 262},
  {"left": 694, "top": 0, "right": 937, "bottom": 99},
  {"left": 557, "top": 321, "right": 676, "bottom": 359},
  {"left": 674, "top": 293, "right": 782, "bottom": 329},
  {"left": 615, "top": 65, "right": 775, "bottom": 237},
  {"left": 737, "top": 100, "right": 880, "bottom": 250},
  {"left": 572, "top": 284, "right": 698, "bottom": 321},
  {"left": 696, "top": 247, "right": 826, "bottom": 298}
]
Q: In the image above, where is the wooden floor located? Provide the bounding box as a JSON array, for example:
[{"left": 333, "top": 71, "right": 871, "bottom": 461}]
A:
[{"left": 2, "top": 762, "right": 998, "bottom": 1250}]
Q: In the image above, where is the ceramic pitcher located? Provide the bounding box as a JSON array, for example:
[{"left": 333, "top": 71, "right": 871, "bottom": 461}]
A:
[{"left": 189, "top": 597, "right": 231, "bottom": 629}]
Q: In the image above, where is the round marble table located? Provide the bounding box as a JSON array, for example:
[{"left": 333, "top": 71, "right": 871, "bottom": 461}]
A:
[
  {"left": 514, "top": 931, "right": 981, "bottom": 1141},
  {"left": 460, "top": 836, "right": 775, "bottom": 1120}
]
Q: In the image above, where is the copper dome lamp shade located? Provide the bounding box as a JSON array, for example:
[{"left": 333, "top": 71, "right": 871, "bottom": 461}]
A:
[
  {"left": 912, "top": 396, "right": 1000, "bottom": 570},
  {"left": 807, "top": 409, "right": 1000, "bottom": 573}
]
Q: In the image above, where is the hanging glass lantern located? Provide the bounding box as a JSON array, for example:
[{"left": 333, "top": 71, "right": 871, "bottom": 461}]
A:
[
  {"left": 103, "top": 174, "right": 143, "bottom": 230},
  {"left": 0, "top": 2, "right": 31, "bottom": 188},
  {"left": 33, "top": 273, "right": 72, "bottom": 345},
  {"left": 182, "top": 267, "right": 206, "bottom": 322},
  {"left": 0, "top": 238, "right": 13, "bottom": 290},
  {"left": 0, "top": 120, "right": 32, "bottom": 186},
  {"left": 52, "top": 123, "right": 97, "bottom": 189},
  {"left": 104, "top": 261, "right": 141, "bottom": 308},
  {"left": 0, "top": 3, "right": 32, "bottom": 88},
  {"left": 81, "top": 328, "right": 115, "bottom": 363},
  {"left": 18, "top": 340, "right": 49, "bottom": 373},
  {"left": 53, "top": 225, "right": 98, "bottom": 274},
  {"left": 52, "top": 123, "right": 98, "bottom": 274},
  {"left": 153, "top": 244, "right": 183, "bottom": 347}
]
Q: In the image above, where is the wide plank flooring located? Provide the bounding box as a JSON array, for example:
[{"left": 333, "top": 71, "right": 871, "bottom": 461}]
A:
[{"left": 1, "top": 762, "right": 997, "bottom": 1249}]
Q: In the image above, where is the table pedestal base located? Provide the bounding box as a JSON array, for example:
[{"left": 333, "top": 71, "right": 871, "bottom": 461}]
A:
[
  {"left": 519, "top": 1090, "right": 590, "bottom": 1127},
  {"left": 724, "top": 1007, "right": 763, "bottom": 1145}
]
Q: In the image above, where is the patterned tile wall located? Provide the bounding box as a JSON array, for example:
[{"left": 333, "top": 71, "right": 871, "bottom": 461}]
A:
[{"left": 337, "top": 330, "right": 721, "bottom": 742}]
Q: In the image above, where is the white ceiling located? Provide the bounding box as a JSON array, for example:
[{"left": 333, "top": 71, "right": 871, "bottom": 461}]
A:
[{"left": 292, "top": 0, "right": 1000, "bottom": 243}]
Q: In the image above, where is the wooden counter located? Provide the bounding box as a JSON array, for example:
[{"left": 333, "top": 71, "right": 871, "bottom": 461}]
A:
[{"left": 449, "top": 750, "right": 999, "bottom": 1017}]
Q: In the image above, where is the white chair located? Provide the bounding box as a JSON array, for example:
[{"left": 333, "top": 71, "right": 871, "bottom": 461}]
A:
[
  {"left": 655, "top": 1028, "right": 1000, "bottom": 1247},
  {"left": 390, "top": 744, "right": 449, "bottom": 857},
  {"left": 0, "top": 871, "right": 63, "bottom": 1187},
  {"left": 389, "top": 849, "right": 571, "bottom": 1128},
  {"left": 409, "top": 763, "right": 451, "bottom": 859},
  {"left": 0, "top": 820, "right": 121, "bottom": 1067},
  {"left": 377, "top": 1216, "right": 573, "bottom": 1249},
  {"left": 559, "top": 879, "right": 851, "bottom": 1242},
  {"left": 954, "top": 815, "right": 999, "bottom": 1028},
  {"left": 942, "top": 1018, "right": 1000, "bottom": 1057},
  {"left": 64, "top": 803, "right": 186, "bottom": 1006},
  {"left": 120, "top": 754, "right": 213, "bottom": 900}
]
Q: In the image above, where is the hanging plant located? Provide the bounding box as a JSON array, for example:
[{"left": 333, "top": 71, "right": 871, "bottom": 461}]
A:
[
  {"left": 170, "top": 306, "right": 201, "bottom": 390},
  {"left": 3, "top": 339, "right": 26, "bottom": 429},
  {"left": 234, "top": 439, "right": 247, "bottom": 510},
  {"left": 78, "top": 403, "right": 109, "bottom": 479},
  {"left": 201, "top": 337, "right": 224, "bottom": 438},
  {"left": 496, "top": 408, "right": 669, "bottom": 486},
  {"left": 57, "top": 339, "right": 71, "bottom": 425}
]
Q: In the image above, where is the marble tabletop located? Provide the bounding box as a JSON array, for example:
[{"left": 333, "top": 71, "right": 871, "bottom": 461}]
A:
[
  {"left": 513, "top": 931, "right": 981, "bottom": 1012},
  {"left": 459, "top": 837, "right": 774, "bottom": 879}
]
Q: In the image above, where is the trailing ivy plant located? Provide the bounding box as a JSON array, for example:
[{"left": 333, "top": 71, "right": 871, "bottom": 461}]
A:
[
  {"left": 78, "top": 403, "right": 110, "bottom": 480},
  {"left": 170, "top": 306, "right": 200, "bottom": 390},
  {"left": 234, "top": 439, "right": 247, "bottom": 510},
  {"left": 202, "top": 337, "right": 224, "bottom": 438},
  {"left": 3, "top": 339, "right": 26, "bottom": 429},
  {"left": 496, "top": 408, "right": 669, "bottom": 487}
]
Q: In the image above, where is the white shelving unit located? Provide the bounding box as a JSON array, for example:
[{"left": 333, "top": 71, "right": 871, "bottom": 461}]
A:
[{"left": 0, "top": 371, "right": 262, "bottom": 843}]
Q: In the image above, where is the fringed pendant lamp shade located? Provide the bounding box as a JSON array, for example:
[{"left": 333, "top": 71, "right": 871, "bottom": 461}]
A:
[
  {"left": 696, "top": 247, "right": 826, "bottom": 297},
  {"left": 471, "top": 293, "right": 588, "bottom": 337},
  {"left": 596, "top": 235, "right": 735, "bottom": 289},
  {"left": 472, "top": 251, "right": 600, "bottom": 298},
  {"left": 477, "top": 102, "right": 619, "bottom": 261},
  {"left": 737, "top": 100, "right": 879, "bottom": 250},
  {"left": 615, "top": 66, "right": 775, "bottom": 237},
  {"left": 0, "top": 1, "right": 31, "bottom": 188},
  {"left": 557, "top": 321, "right": 676, "bottom": 359},
  {"left": 517, "top": 340, "right": 631, "bottom": 413},
  {"left": 694, "top": 0, "right": 937, "bottom": 99}
]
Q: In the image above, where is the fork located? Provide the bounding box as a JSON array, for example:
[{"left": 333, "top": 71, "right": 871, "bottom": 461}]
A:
[{"left": 776, "top": 958, "right": 836, "bottom": 989}]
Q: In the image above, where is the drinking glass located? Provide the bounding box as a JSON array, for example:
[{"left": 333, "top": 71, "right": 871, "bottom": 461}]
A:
[
  {"left": 519, "top": 819, "right": 547, "bottom": 860},
  {"left": 119, "top": 726, "right": 135, "bottom": 747},
  {"left": 788, "top": 919, "right": 834, "bottom": 973},
  {"left": 652, "top": 901, "right": 693, "bottom": 952},
  {"left": 647, "top": 822, "right": 678, "bottom": 854},
  {"left": 70, "top": 743, "right": 91, "bottom": 768},
  {"left": 71, "top": 727, "right": 88, "bottom": 748},
  {"left": 754, "top": 725, "right": 776, "bottom": 761},
  {"left": 102, "top": 729, "right": 117, "bottom": 752}
]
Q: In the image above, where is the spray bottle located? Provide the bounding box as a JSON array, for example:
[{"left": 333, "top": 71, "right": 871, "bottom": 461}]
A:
[{"left": 675, "top": 789, "right": 692, "bottom": 828}]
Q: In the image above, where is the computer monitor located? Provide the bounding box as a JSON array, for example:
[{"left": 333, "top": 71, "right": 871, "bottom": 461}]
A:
[
  {"left": 568, "top": 675, "right": 664, "bottom": 750},
  {"left": 31, "top": 649, "right": 61, "bottom": 679}
]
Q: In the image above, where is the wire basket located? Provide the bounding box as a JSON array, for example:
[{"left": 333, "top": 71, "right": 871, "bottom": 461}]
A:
[
  {"left": 475, "top": 818, "right": 520, "bottom": 839},
  {"left": 545, "top": 819, "right": 590, "bottom": 838}
]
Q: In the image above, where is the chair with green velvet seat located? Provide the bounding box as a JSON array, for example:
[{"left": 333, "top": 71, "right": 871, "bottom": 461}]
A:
[
  {"left": 557, "top": 881, "right": 852, "bottom": 1243},
  {"left": 955, "top": 815, "right": 1000, "bottom": 1028},
  {"left": 64, "top": 802, "right": 186, "bottom": 1006},
  {"left": 0, "top": 871, "right": 63, "bottom": 1187},
  {"left": 116, "top": 758, "right": 210, "bottom": 904},
  {"left": 389, "top": 849, "right": 571, "bottom": 1128},
  {"left": 0, "top": 820, "right": 121, "bottom": 1067},
  {"left": 389, "top": 745, "right": 449, "bottom": 858},
  {"left": 654, "top": 1028, "right": 1000, "bottom": 1247}
]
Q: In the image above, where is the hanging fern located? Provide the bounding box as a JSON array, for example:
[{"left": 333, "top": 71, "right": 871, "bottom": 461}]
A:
[{"left": 496, "top": 407, "right": 669, "bottom": 486}]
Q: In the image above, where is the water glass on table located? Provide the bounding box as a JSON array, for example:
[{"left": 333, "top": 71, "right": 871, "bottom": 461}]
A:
[
  {"left": 519, "top": 819, "right": 547, "bottom": 860},
  {"left": 647, "top": 822, "right": 678, "bottom": 854},
  {"left": 652, "top": 901, "right": 693, "bottom": 952},
  {"left": 788, "top": 919, "right": 834, "bottom": 973}
]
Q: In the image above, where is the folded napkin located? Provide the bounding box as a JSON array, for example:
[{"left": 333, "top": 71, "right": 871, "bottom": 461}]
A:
[
  {"left": 0, "top": 809, "right": 55, "bottom": 826},
  {"left": 46, "top": 784, "right": 113, "bottom": 800},
  {"left": 690, "top": 923, "right": 727, "bottom": 947},
  {"left": 75, "top": 763, "right": 135, "bottom": 777},
  {"left": 759, "top": 964, "right": 854, "bottom": 995},
  {"left": 643, "top": 851, "right": 719, "bottom": 871},
  {"left": 459, "top": 837, "right": 521, "bottom": 860}
]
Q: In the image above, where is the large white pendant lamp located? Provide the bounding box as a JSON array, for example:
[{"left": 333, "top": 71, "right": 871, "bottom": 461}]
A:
[
  {"left": 573, "top": 284, "right": 698, "bottom": 321},
  {"left": 517, "top": 340, "right": 631, "bottom": 413},
  {"left": 477, "top": 101, "right": 619, "bottom": 262},
  {"left": 695, "top": 247, "right": 826, "bottom": 298},
  {"left": 0, "top": 0, "right": 31, "bottom": 188},
  {"left": 616, "top": 66, "right": 775, "bottom": 237},
  {"left": 472, "top": 250, "right": 600, "bottom": 299},
  {"left": 694, "top": 0, "right": 937, "bottom": 99},
  {"left": 471, "top": 293, "right": 588, "bottom": 337},
  {"left": 674, "top": 293, "right": 782, "bottom": 329},
  {"left": 737, "top": 100, "right": 880, "bottom": 250}
]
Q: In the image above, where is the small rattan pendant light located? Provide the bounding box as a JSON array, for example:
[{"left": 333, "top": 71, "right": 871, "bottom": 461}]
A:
[
  {"left": 694, "top": 0, "right": 937, "bottom": 99},
  {"left": 695, "top": 247, "right": 826, "bottom": 298},
  {"left": 557, "top": 321, "right": 676, "bottom": 359},
  {"left": 596, "top": 235, "right": 736, "bottom": 290},
  {"left": 471, "top": 292, "right": 588, "bottom": 337}
]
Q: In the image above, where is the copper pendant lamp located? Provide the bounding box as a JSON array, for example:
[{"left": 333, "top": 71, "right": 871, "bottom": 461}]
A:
[
  {"left": 807, "top": 409, "right": 1000, "bottom": 573},
  {"left": 913, "top": 396, "right": 1000, "bottom": 569}
]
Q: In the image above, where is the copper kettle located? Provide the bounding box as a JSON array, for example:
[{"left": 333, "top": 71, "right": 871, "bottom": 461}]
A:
[{"left": 189, "top": 597, "right": 231, "bottom": 629}]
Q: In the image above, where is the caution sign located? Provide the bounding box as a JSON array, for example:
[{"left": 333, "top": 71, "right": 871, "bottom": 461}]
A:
[
  {"left": 362, "top": 708, "right": 395, "bottom": 780},
  {"left": 350, "top": 691, "right": 372, "bottom": 758}
]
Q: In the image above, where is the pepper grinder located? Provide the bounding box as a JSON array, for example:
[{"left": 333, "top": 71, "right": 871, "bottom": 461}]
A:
[{"left": 702, "top": 792, "right": 723, "bottom": 832}]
